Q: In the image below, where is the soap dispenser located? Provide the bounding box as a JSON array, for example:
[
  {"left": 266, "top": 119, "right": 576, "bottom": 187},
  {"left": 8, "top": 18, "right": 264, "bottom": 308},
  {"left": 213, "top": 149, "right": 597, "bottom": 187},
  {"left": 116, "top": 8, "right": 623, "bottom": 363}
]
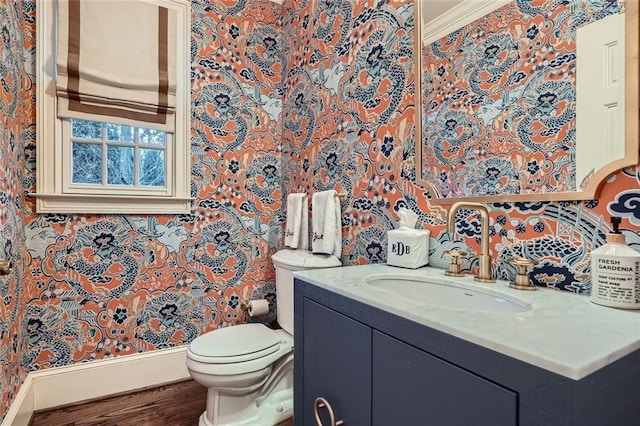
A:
[{"left": 590, "top": 217, "right": 640, "bottom": 309}]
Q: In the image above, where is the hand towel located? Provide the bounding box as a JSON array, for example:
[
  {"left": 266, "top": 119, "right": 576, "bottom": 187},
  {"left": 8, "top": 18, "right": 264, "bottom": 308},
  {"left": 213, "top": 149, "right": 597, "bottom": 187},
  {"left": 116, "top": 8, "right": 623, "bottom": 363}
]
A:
[
  {"left": 284, "top": 193, "right": 309, "bottom": 250},
  {"left": 312, "top": 190, "right": 342, "bottom": 259}
]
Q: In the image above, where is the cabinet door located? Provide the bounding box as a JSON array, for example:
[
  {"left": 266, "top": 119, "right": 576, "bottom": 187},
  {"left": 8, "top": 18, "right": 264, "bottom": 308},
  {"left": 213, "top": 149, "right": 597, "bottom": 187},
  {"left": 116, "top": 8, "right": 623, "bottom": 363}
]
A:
[
  {"left": 302, "top": 298, "right": 372, "bottom": 425},
  {"left": 372, "top": 331, "right": 518, "bottom": 426}
]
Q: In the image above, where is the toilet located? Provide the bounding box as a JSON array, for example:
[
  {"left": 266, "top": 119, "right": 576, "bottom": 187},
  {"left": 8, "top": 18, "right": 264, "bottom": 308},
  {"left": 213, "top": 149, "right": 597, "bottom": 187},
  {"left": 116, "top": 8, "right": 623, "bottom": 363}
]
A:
[{"left": 186, "top": 249, "right": 341, "bottom": 426}]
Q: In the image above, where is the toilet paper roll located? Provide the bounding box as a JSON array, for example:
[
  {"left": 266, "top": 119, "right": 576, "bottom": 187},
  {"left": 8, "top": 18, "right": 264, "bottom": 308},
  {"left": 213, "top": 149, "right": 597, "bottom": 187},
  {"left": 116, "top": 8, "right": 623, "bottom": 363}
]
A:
[{"left": 247, "top": 299, "right": 270, "bottom": 317}]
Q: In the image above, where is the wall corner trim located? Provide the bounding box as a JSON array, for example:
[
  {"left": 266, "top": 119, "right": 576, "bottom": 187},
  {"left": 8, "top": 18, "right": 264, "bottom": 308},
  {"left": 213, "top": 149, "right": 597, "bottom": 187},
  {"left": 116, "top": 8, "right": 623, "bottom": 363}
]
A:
[{"left": 1, "top": 346, "right": 189, "bottom": 426}]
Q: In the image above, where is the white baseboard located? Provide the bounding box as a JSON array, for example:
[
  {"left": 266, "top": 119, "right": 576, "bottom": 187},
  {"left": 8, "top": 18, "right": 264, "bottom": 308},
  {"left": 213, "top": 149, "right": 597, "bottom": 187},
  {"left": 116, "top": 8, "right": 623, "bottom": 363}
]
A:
[{"left": 2, "top": 345, "right": 190, "bottom": 426}]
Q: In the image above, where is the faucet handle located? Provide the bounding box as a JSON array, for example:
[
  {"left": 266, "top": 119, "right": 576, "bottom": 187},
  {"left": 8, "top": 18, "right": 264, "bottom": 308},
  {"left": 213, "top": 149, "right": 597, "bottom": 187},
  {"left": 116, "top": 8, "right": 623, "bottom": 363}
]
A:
[
  {"left": 442, "top": 249, "right": 466, "bottom": 277},
  {"left": 508, "top": 257, "right": 538, "bottom": 291},
  {"left": 443, "top": 249, "right": 468, "bottom": 258}
]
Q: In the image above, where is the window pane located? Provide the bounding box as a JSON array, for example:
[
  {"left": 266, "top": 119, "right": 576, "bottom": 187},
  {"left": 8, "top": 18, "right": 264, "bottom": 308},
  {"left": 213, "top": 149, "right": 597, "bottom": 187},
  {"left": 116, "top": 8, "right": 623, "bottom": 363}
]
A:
[
  {"left": 138, "top": 128, "right": 166, "bottom": 146},
  {"left": 106, "top": 123, "right": 134, "bottom": 142},
  {"left": 140, "top": 148, "right": 165, "bottom": 187},
  {"left": 107, "top": 146, "right": 134, "bottom": 185},
  {"left": 71, "top": 119, "right": 102, "bottom": 139},
  {"left": 72, "top": 143, "right": 102, "bottom": 184}
]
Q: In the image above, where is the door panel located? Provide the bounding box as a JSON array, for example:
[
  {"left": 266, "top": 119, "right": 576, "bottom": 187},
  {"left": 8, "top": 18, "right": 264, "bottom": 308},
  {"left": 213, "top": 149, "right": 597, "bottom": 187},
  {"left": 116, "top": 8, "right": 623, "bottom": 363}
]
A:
[{"left": 373, "top": 331, "right": 518, "bottom": 426}]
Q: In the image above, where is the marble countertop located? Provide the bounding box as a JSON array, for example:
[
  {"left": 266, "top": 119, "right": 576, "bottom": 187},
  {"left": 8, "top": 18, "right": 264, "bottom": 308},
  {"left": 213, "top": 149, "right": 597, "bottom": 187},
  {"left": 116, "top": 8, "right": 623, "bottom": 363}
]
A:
[{"left": 294, "top": 264, "right": 640, "bottom": 380}]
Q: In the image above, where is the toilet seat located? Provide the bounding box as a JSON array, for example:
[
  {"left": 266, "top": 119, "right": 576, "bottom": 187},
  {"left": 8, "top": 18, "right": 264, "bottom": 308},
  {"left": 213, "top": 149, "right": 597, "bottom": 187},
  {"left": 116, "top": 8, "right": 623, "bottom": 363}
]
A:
[
  {"left": 188, "top": 323, "right": 281, "bottom": 364},
  {"left": 186, "top": 324, "right": 293, "bottom": 376}
]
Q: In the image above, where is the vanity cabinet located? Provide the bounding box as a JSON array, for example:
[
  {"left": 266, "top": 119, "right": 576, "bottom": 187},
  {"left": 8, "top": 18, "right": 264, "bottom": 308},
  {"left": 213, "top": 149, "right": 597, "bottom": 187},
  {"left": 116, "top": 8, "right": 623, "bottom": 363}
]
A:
[
  {"left": 299, "top": 298, "right": 515, "bottom": 426},
  {"left": 301, "top": 299, "right": 371, "bottom": 425},
  {"left": 294, "top": 277, "right": 640, "bottom": 426}
]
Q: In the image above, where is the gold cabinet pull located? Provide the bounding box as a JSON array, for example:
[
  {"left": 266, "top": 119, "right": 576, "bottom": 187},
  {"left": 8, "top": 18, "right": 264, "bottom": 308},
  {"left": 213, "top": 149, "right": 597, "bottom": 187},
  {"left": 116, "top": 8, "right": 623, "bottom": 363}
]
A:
[{"left": 314, "top": 397, "right": 344, "bottom": 426}]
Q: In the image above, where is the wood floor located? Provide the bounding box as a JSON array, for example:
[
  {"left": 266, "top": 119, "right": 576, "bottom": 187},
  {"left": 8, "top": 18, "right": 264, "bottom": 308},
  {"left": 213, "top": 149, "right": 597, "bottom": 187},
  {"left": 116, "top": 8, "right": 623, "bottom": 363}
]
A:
[{"left": 30, "top": 380, "right": 294, "bottom": 426}]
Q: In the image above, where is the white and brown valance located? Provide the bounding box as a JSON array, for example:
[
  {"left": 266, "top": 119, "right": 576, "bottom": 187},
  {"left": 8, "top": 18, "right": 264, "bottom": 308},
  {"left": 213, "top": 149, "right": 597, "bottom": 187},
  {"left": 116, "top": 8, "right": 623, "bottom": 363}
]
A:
[{"left": 56, "top": 0, "right": 177, "bottom": 131}]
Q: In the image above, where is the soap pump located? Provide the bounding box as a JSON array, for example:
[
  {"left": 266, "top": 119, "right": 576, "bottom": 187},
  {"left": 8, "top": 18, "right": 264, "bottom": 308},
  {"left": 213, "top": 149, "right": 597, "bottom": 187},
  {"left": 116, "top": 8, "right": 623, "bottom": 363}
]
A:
[{"left": 590, "top": 217, "right": 640, "bottom": 309}]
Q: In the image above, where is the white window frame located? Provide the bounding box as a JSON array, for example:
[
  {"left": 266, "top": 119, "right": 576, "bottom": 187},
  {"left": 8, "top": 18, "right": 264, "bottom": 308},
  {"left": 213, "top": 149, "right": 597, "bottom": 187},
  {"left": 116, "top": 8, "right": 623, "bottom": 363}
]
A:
[{"left": 35, "top": 0, "right": 191, "bottom": 214}]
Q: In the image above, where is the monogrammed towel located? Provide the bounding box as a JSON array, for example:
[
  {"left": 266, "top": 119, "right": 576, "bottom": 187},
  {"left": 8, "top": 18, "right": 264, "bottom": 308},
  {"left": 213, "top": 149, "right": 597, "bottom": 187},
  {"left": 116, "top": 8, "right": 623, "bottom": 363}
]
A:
[
  {"left": 284, "top": 193, "right": 308, "bottom": 250},
  {"left": 311, "top": 190, "right": 342, "bottom": 259}
]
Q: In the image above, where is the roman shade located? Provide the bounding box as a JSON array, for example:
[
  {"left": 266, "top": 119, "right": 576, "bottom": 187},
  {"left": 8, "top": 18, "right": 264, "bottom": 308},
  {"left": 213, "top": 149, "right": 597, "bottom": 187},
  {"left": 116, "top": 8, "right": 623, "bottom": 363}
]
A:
[{"left": 56, "top": 0, "right": 177, "bottom": 131}]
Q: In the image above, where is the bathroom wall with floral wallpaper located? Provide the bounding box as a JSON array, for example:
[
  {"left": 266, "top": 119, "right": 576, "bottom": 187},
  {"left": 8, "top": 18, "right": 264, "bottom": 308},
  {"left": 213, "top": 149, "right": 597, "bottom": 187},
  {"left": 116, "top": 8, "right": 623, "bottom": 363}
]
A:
[
  {"left": 281, "top": 0, "right": 422, "bottom": 266},
  {"left": 282, "top": 0, "right": 639, "bottom": 295},
  {"left": 1, "top": 0, "right": 286, "bottom": 420},
  {"left": 0, "top": 0, "right": 639, "bottom": 421},
  {"left": 0, "top": 0, "right": 33, "bottom": 418}
]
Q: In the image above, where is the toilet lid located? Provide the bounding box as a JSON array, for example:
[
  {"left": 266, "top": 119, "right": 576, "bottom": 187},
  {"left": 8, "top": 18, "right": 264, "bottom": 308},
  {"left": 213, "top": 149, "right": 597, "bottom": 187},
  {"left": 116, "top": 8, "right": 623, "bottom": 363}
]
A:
[{"left": 188, "top": 323, "right": 281, "bottom": 364}]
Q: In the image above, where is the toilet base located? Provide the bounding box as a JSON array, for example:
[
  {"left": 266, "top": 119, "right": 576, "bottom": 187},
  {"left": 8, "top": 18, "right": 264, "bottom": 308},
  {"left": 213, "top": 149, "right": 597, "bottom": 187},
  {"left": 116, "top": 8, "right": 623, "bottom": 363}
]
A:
[
  {"left": 197, "top": 353, "right": 293, "bottom": 426},
  {"left": 198, "top": 387, "right": 293, "bottom": 426}
]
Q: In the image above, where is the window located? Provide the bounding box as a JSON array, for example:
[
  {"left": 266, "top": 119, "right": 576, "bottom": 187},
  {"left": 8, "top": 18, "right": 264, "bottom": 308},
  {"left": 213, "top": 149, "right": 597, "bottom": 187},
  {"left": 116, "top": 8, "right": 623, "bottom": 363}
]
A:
[
  {"left": 36, "top": 0, "right": 191, "bottom": 214},
  {"left": 67, "top": 120, "right": 167, "bottom": 190}
]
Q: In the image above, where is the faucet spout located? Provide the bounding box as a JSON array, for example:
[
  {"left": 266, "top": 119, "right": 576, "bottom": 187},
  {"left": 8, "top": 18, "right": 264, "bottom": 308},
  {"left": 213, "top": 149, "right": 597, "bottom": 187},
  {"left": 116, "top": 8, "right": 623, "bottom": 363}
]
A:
[{"left": 446, "top": 202, "right": 495, "bottom": 283}]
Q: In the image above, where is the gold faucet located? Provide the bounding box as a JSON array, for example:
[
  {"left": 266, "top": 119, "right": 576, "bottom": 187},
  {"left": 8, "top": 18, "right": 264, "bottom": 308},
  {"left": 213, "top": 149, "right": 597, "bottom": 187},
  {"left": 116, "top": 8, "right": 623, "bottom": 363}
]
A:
[{"left": 446, "top": 202, "right": 495, "bottom": 283}]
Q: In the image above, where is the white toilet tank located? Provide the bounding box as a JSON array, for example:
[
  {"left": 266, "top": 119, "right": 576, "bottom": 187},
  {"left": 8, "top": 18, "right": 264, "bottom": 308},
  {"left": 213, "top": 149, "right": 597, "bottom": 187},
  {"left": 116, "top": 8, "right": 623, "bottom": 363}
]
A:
[{"left": 271, "top": 249, "right": 341, "bottom": 334}]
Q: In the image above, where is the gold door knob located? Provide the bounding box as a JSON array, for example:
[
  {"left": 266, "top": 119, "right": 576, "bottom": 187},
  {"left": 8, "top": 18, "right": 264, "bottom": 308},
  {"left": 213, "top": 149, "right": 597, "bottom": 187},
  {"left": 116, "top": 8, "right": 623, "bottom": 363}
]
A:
[
  {"left": 314, "top": 397, "right": 344, "bottom": 426},
  {"left": 442, "top": 249, "right": 467, "bottom": 277},
  {"left": 508, "top": 257, "right": 538, "bottom": 290}
]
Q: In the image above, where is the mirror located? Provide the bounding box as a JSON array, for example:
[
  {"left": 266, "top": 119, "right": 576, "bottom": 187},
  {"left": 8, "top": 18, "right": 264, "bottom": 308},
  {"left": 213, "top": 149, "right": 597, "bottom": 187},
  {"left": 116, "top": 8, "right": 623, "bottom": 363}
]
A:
[{"left": 415, "top": 0, "right": 639, "bottom": 203}]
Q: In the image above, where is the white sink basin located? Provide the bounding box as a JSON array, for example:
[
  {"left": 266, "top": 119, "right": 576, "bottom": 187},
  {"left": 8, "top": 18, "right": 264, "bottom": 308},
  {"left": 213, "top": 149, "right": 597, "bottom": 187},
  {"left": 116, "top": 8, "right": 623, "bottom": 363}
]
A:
[{"left": 365, "top": 275, "right": 532, "bottom": 314}]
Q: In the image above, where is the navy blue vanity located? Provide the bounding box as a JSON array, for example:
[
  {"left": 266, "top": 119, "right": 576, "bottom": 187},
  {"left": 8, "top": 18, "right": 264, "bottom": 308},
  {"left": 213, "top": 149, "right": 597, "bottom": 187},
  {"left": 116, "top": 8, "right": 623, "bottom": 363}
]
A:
[{"left": 293, "top": 265, "right": 640, "bottom": 426}]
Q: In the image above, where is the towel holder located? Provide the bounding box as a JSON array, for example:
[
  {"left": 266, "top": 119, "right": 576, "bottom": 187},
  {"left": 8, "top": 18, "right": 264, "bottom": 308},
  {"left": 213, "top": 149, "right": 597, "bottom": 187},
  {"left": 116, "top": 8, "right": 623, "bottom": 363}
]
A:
[{"left": 306, "top": 191, "right": 348, "bottom": 201}]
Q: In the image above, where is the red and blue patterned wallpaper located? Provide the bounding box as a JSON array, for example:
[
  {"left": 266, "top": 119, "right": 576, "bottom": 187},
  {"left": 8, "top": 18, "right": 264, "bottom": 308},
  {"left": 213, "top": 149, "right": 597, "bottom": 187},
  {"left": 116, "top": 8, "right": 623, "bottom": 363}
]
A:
[
  {"left": 1, "top": 0, "right": 285, "bottom": 419},
  {"left": 21, "top": 0, "right": 284, "bottom": 365},
  {"left": 0, "top": 0, "right": 639, "bottom": 421},
  {"left": 0, "top": 0, "right": 33, "bottom": 419},
  {"left": 422, "top": 1, "right": 582, "bottom": 197},
  {"left": 282, "top": 0, "right": 638, "bottom": 295}
]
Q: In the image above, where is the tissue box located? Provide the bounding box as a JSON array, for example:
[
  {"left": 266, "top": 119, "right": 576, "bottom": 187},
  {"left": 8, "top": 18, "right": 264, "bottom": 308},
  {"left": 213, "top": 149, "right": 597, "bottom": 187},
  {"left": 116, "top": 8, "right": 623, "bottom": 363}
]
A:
[{"left": 387, "top": 228, "right": 430, "bottom": 269}]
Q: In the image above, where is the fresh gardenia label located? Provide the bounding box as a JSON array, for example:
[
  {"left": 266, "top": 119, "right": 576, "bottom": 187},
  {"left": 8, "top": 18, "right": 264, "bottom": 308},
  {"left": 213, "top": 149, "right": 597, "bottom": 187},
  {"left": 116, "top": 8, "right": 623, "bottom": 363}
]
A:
[{"left": 593, "top": 257, "right": 640, "bottom": 306}]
